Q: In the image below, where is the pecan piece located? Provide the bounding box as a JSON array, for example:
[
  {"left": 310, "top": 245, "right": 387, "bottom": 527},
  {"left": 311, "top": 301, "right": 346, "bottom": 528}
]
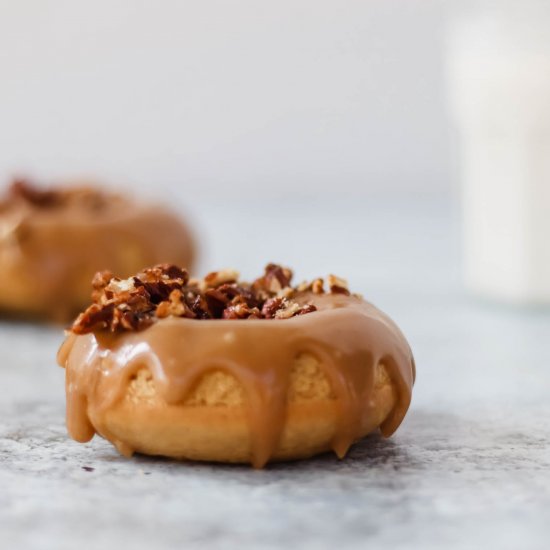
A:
[
  {"left": 9, "top": 179, "right": 62, "bottom": 207},
  {"left": 296, "top": 304, "right": 317, "bottom": 315},
  {"left": 327, "top": 274, "right": 350, "bottom": 295},
  {"left": 161, "top": 264, "right": 189, "bottom": 282},
  {"left": 312, "top": 279, "right": 325, "bottom": 294},
  {"left": 217, "top": 284, "right": 260, "bottom": 309},
  {"left": 190, "top": 294, "right": 212, "bottom": 319},
  {"left": 223, "top": 302, "right": 258, "bottom": 320},
  {"left": 274, "top": 301, "right": 301, "bottom": 319},
  {"left": 105, "top": 277, "right": 136, "bottom": 295},
  {"left": 204, "top": 288, "right": 229, "bottom": 318},
  {"left": 112, "top": 307, "right": 153, "bottom": 331},
  {"left": 204, "top": 269, "right": 239, "bottom": 288},
  {"left": 253, "top": 263, "right": 293, "bottom": 294},
  {"left": 261, "top": 297, "right": 284, "bottom": 319},
  {"left": 91, "top": 270, "right": 114, "bottom": 303},
  {"left": 156, "top": 289, "right": 194, "bottom": 319},
  {"left": 297, "top": 278, "right": 324, "bottom": 294},
  {"left": 72, "top": 303, "right": 115, "bottom": 334}
]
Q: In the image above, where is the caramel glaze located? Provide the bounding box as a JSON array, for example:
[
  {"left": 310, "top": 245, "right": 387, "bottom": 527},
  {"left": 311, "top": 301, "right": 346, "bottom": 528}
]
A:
[
  {"left": 58, "top": 293, "right": 415, "bottom": 468},
  {"left": 0, "top": 186, "right": 195, "bottom": 321}
]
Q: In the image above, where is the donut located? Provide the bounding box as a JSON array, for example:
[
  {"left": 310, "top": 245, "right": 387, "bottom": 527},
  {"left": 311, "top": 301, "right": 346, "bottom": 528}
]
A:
[
  {"left": 0, "top": 179, "right": 195, "bottom": 321},
  {"left": 57, "top": 263, "right": 415, "bottom": 467}
]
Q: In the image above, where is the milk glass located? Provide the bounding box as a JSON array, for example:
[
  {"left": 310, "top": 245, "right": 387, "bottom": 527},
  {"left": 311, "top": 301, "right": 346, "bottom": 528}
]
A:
[{"left": 447, "top": 3, "right": 550, "bottom": 304}]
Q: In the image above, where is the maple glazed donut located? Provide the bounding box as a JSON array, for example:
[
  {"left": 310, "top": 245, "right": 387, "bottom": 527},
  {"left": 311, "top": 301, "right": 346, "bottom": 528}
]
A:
[
  {"left": 57, "top": 264, "right": 416, "bottom": 468},
  {"left": 0, "top": 179, "right": 195, "bottom": 321}
]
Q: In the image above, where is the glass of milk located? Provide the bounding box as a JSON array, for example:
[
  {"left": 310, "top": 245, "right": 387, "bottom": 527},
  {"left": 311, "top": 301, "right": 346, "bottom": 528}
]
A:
[{"left": 447, "top": 2, "right": 550, "bottom": 305}]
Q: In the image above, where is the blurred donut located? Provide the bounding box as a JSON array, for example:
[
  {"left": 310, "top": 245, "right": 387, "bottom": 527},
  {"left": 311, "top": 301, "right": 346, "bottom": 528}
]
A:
[{"left": 0, "top": 179, "right": 195, "bottom": 321}]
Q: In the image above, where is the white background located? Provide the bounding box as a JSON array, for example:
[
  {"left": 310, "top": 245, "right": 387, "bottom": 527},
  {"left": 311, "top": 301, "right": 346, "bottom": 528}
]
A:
[{"left": 0, "top": 0, "right": 452, "bottom": 197}]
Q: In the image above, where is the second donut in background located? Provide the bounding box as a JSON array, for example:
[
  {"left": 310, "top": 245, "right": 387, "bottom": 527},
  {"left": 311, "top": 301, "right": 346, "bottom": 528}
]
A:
[{"left": 0, "top": 179, "right": 195, "bottom": 322}]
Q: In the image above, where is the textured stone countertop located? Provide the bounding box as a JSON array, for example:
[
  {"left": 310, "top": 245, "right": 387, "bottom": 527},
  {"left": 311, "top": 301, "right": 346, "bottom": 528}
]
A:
[{"left": 1, "top": 196, "right": 549, "bottom": 549}]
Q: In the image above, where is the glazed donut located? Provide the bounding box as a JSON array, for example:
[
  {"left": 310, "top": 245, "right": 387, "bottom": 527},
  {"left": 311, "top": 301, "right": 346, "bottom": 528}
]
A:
[
  {"left": 0, "top": 179, "right": 195, "bottom": 321},
  {"left": 57, "top": 264, "right": 415, "bottom": 467}
]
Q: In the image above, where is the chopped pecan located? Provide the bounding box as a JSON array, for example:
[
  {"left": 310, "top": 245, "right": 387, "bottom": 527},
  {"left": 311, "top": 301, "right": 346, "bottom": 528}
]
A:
[
  {"left": 223, "top": 303, "right": 260, "bottom": 319},
  {"left": 125, "top": 288, "right": 153, "bottom": 313},
  {"left": 277, "top": 286, "right": 295, "bottom": 299},
  {"left": 217, "top": 284, "right": 260, "bottom": 309},
  {"left": 204, "top": 289, "right": 229, "bottom": 317},
  {"left": 188, "top": 277, "right": 207, "bottom": 292},
  {"left": 92, "top": 270, "right": 113, "bottom": 291},
  {"left": 8, "top": 179, "right": 62, "bottom": 207},
  {"left": 162, "top": 264, "right": 189, "bottom": 281},
  {"left": 296, "top": 304, "right": 317, "bottom": 315},
  {"left": 261, "top": 297, "right": 284, "bottom": 319},
  {"left": 156, "top": 289, "right": 194, "bottom": 319},
  {"left": 112, "top": 307, "right": 153, "bottom": 332},
  {"left": 265, "top": 298, "right": 318, "bottom": 320},
  {"left": 297, "top": 278, "right": 324, "bottom": 294},
  {"left": 70, "top": 263, "right": 346, "bottom": 334},
  {"left": 274, "top": 301, "right": 302, "bottom": 319},
  {"left": 135, "top": 280, "right": 178, "bottom": 303},
  {"left": 204, "top": 268, "right": 239, "bottom": 287},
  {"left": 91, "top": 270, "right": 114, "bottom": 303},
  {"left": 5, "top": 178, "right": 112, "bottom": 212},
  {"left": 106, "top": 277, "right": 136, "bottom": 295},
  {"left": 72, "top": 303, "right": 115, "bottom": 334},
  {"left": 253, "top": 263, "right": 293, "bottom": 294},
  {"left": 327, "top": 274, "right": 350, "bottom": 295},
  {"left": 137, "top": 264, "right": 188, "bottom": 285},
  {"left": 190, "top": 294, "right": 212, "bottom": 319},
  {"left": 312, "top": 279, "right": 325, "bottom": 294}
]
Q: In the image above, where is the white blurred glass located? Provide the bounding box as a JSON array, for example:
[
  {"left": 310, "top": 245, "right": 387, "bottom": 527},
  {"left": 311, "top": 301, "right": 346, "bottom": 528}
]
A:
[{"left": 447, "top": 2, "right": 550, "bottom": 305}]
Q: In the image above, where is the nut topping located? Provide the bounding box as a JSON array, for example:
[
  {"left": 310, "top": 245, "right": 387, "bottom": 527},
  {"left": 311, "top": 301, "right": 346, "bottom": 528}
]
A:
[
  {"left": 8, "top": 179, "right": 62, "bottom": 207},
  {"left": 71, "top": 263, "right": 357, "bottom": 334},
  {"left": 204, "top": 269, "right": 239, "bottom": 287},
  {"left": 1, "top": 178, "right": 112, "bottom": 212},
  {"left": 327, "top": 274, "right": 350, "bottom": 295}
]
